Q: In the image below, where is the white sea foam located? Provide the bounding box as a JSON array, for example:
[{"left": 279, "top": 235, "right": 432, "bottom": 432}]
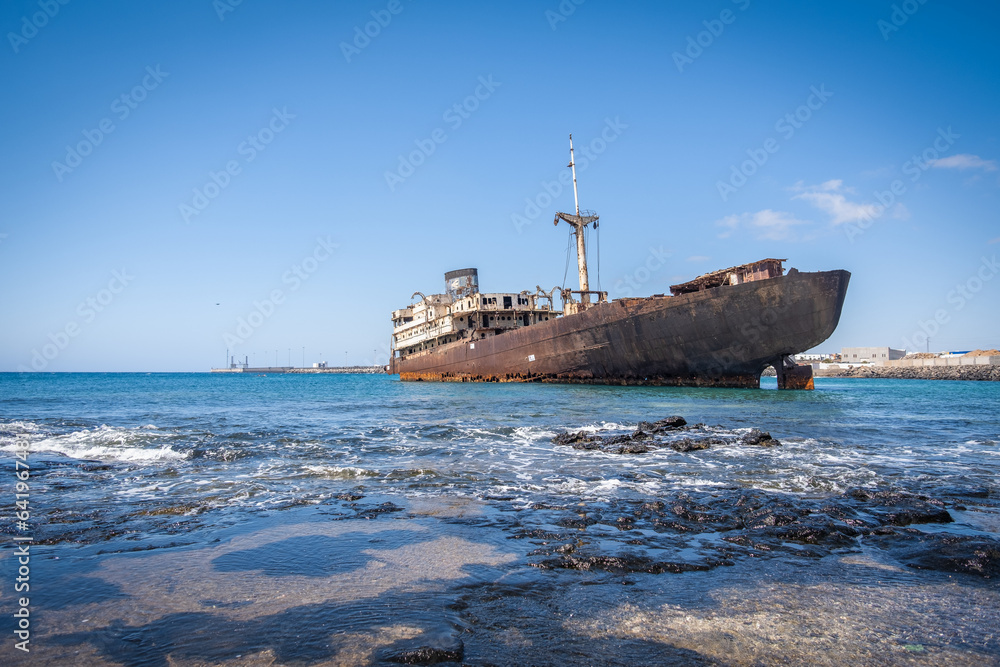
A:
[
  {"left": 17, "top": 424, "right": 187, "bottom": 462},
  {"left": 300, "top": 465, "right": 379, "bottom": 479},
  {"left": 0, "top": 420, "right": 41, "bottom": 434}
]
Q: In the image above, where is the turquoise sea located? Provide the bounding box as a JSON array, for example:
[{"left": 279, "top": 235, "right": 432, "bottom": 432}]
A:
[{"left": 1, "top": 373, "right": 998, "bottom": 665}]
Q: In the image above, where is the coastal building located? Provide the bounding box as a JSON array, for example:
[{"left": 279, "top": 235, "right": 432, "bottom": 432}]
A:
[{"left": 841, "top": 347, "right": 905, "bottom": 363}]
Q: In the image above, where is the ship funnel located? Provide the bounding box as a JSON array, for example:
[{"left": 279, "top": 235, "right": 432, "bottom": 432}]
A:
[{"left": 445, "top": 268, "right": 479, "bottom": 299}]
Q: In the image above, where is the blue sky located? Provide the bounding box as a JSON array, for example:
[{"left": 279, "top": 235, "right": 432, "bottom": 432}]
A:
[{"left": 1, "top": 0, "right": 998, "bottom": 372}]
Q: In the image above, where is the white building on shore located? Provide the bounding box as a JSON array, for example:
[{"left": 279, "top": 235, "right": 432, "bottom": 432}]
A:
[{"left": 841, "top": 347, "right": 906, "bottom": 363}]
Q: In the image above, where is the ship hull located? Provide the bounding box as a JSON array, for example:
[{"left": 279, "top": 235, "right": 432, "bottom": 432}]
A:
[{"left": 392, "top": 269, "right": 850, "bottom": 388}]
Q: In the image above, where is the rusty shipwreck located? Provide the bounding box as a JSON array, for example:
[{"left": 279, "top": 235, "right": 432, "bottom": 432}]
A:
[{"left": 389, "top": 137, "right": 850, "bottom": 390}]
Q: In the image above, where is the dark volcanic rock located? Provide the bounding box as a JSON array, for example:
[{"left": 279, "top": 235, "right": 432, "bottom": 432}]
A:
[
  {"left": 936, "top": 485, "right": 991, "bottom": 499},
  {"left": 552, "top": 416, "right": 713, "bottom": 455},
  {"left": 601, "top": 434, "right": 653, "bottom": 454},
  {"left": 386, "top": 641, "right": 464, "bottom": 664},
  {"left": 532, "top": 553, "right": 722, "bottom": 574},
  {"left": 740, "top": 428, "right": 781, "bottom": 446},
  {"left": 769, "top": 518, "right": 859, "bottom": 546},
  {"left": 615, "top": 441, "right": 653, "bottom": 454},
  {"left": 552, "top": 416, "right": 790, "bottom": 456},
  {"left": 355, "top": 502, "right": 404, "bottom": 519},
  {"left": 552, "top": 429, "right": 657, "bottom": 454},
  {"left": 877, "top": 508, "right": 953, "bottom": 526},
  {"left": 517, "top": 484, "right": 974, "bottom": 575},
  {"left": 844, "top": 487, "right": 953, "bottom": 527},
  {"left": 637, "top": 416, "right": 687, "bottom": 433},
  {"left": 614, "top": 516, "right": 635, "bottom": 530},
  {"left": 669, "top": 437, "right": 728, "bottom": 452},
  {"left": 846, "top": 487, "right": 908, "bottom": 502},
  {"left": 875, "top": 532, "right": 1000, "bottom": 579},
  {"left": 551, "top": 431, "right": 602, "bottom": 449},
  {"left": 557, "top": 515, "right": 599, "bottom": 529}
]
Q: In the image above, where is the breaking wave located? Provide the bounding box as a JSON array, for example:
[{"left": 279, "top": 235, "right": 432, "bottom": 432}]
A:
[{"left": 2, "top": 423, "right": 187, "bottom": 463}]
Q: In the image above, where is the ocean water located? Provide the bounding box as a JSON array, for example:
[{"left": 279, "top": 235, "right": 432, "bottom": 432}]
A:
[{"left": 1, "top": 373, "right": 999, "bottom": 665}]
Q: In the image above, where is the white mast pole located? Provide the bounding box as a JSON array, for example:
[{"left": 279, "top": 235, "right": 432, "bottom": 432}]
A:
[
  {"left": 569, "top": 134, "right": 580, "bottom": 216},
  {"left": 567, "top": 134, "right": 589, "bottom": 296}
]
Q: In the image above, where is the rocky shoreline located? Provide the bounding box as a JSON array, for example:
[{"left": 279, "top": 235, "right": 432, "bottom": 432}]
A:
[
  {"left": 815, "top": 365, "right": 1000, "bottom": 381},
  {"left": 539, "top": 417, "right": 1000, "bottom": 580}
]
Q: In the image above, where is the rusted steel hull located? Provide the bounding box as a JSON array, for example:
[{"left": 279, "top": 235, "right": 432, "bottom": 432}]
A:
[
  {"left": 776, "top": 363, "right": 816, "bottom": 390},
  {"left": 393, "top": 269, "right": 850, "bottom": 389}
]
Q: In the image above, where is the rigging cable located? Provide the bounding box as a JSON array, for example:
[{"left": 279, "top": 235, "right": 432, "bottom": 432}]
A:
[
  {"left": 562, "top": 228, "right": 573, "bottom": 291},
  {"left": 595, "top": 223, "right": 600, "bottom": 292}
]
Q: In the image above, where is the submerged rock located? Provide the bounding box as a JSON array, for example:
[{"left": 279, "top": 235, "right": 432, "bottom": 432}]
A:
[
  {"left": 740, "top": 428, "right": 781, "bottom": 447},
  {"left": 518, "top": 485, "right": 968, "bottom": 575},
  {"left": 551, "top": 431, "right": 601, "bottom": 448},
  {"left": 532, "top": 553, "right": 723, "bottom": 574},
  {"left": 877, "top": 508, "right": 953, "bottom": 526},
  {"left": 768, "top": 518, "right": 859, "bottom": 546},
  {"left": 355, "top": 502, "right": 404, "bottom": 519},
  {"left": 386, "top": 641, "right": 464, "bottom": 665},
  {"left": 875, "top": 532, "right": 1000, "bottom": 579},
  {"left": 844, "top": 487, "right": 953, "bottom": 527}
]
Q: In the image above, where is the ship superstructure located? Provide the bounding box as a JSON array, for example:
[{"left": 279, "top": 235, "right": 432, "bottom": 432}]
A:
[{"left": 391, "top": 268, "right": 566, "bottom": 363}]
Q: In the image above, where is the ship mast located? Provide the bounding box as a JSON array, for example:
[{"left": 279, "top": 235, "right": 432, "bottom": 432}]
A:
[{"left": 554, "top": 134, "right": 599, "bottom": 303}]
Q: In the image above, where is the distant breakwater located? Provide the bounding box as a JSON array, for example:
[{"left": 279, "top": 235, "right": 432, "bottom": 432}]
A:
[
  {"left": 816, "top": 364, "right": 1000, "bottom": 382},
  {"left": 211, "top": 366, "right": 388, "bottom": 374}
]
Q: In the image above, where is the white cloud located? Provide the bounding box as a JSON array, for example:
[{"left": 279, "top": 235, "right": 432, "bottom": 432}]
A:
[
  {"left": 930, "top": 153, "right": 998, "bottom": 171},
  {"left": 792, "top": 180, "right": 880, "bottom": 226},
  {"left": 716, "top": 214, "right": 741, "bottom": 239},
  {"left": 715, "top": 209, "right": 808, "bottom": 241}
]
